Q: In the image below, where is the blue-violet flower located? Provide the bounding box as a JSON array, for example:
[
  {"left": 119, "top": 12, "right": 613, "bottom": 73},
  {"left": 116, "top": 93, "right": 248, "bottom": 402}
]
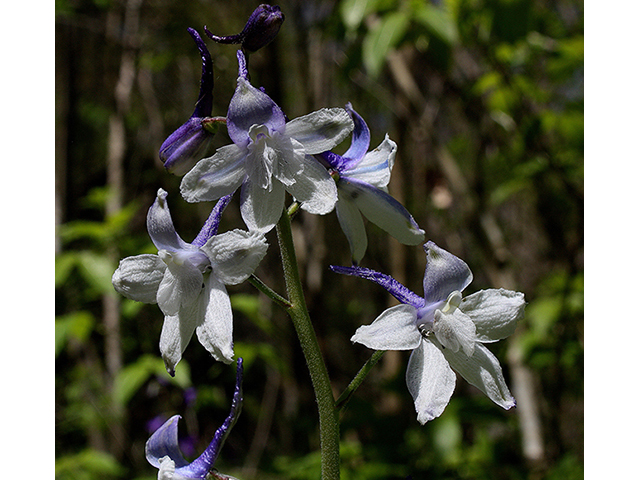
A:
[
  {"left": 146, "top": 359, "right": 244, "bottom": 479},
  {"left": 331, "top": 241, "right": 525, "bottom": 423},
  {"left": 112, "top": 189, "right": 268, "bottom": 375},
  {"left": 204, "top": 4, "right": 285, "bottom": 53},
  {"left": 160, "top": 28, "right": 225, "bottom": 175},
  {"left": 319, "top": 103, "right": 425, "bottom": 263},
  {"left": 181, "top": 50, "right": 353, "bottom": 234}
]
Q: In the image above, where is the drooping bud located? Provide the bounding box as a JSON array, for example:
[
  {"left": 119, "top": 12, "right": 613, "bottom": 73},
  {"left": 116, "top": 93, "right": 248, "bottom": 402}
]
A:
[
  {"left": 204, "top": 4, "right": 285, "bottom": 53},
  {"left": 159, "top": 28, "right": 219, "bottom": 175}
]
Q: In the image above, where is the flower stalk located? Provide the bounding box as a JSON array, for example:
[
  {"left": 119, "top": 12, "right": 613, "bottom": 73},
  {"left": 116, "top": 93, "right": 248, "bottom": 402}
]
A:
[
  {"left": 276, "top": 207, "right": 341, "bottom": 480},
  {"left": 335, "top": 350, "right": 385, "bottom": 413}
]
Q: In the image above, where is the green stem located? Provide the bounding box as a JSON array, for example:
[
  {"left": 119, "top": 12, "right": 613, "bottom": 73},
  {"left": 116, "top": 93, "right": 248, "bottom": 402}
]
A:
[
  {"left": 248, "top": 274, "right": 292, "bottom": 309},
  {"left": 276, "top": 208, "right": 341, "bottom": 480},
  {"left": 335, "top": 350, "right": 385, "bottom": 413}
]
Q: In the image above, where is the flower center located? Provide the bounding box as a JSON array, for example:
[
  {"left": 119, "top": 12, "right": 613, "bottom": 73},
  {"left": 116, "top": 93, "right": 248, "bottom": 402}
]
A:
[
  {"left": 247, "top": 123, "right": 280, "bottom": 190},
  {"left": 429, "top": 291, "right": 476, "bottom": 356},
  {"left": 158, "top": 248, "right": 211, "bottom": 274}
]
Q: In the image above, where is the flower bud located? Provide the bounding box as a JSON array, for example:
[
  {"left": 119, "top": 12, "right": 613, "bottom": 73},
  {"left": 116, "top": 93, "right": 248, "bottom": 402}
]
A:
[
  {"left": 160, "top": 28, "right": 218, "bottom": 175},
  {"left": 205, "top": 4, "right": 285, "bottom": 53},
  {"left": 159, "top": 118, "right": 210, "bottom": 175}
]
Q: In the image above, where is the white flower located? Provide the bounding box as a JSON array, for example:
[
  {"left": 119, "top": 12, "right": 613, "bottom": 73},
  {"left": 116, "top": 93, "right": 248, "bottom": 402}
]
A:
[
  {"left": 180, "top": 50, "right": 353, "bottom": 234},
  {"left": 112, "top": 189, "right": 268, "bottom": 375},
  {"left": 331, "top": 241, "right": 526, "bottom": 423},
  {"left": 319, "top": 103, "right": 424, "bottom": 263}
]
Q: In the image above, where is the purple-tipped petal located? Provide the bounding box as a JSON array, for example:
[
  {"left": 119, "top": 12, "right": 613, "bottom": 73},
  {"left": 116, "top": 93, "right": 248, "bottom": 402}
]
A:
[
  {"left": 145, "top": 415, "right": 190, "bottom": 468},
  {"left": 340, "top": 103, "right": 371, "bottom": 170},
  {"left": 147, "top": 189, "right": 191, "bottom": 252},
  {"left": 192, "top": 194, "right": 234, "bottom": 247},
  {"left": 422, "top": 242, "right": 473, "bottom": 305},
  {"left": 330, "top": 265, "right": 424, "bottom": 309},
  {"left": 178, "top": 359, "right": 244, "bottom": 477},
  {"left": 226, "top": 56, "right": 286, "bottom": 147}
]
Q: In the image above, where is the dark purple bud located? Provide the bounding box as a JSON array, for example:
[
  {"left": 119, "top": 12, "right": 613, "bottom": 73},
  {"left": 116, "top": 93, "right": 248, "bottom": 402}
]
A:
[
  {"left": 205, "top": 4, "right": 285, "bottom": 53},
  {"left": 159, "top": 28, "right": 218, "bottom": 176},
  {"left": 159, "top": 117, "right": 214, "bottom": 175}
]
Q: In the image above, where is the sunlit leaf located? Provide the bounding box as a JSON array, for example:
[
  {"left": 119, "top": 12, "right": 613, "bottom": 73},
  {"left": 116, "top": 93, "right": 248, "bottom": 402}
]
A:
[
  {"left": 412, "top": 2, "right": 459, "bottom": 45},
  {"left": 362, "top": 11, "right": 410, "bottom": 77}
]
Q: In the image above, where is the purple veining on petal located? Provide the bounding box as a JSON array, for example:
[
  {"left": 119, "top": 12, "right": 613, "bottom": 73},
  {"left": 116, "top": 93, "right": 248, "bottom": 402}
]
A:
[
  {"left": 177, "top": 358, "right": 244, "bottom": 477},
  {"left": 330, "top": 265, "right": 425, "bottom": 309},
  {"left": 192, "top": 194, "right": 234, "bottom": 247}
]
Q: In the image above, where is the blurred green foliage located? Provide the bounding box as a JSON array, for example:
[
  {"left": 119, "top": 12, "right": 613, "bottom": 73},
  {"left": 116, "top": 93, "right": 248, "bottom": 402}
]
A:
[{"left": 56, "top": 0, "right": 582, "bottom": 478}]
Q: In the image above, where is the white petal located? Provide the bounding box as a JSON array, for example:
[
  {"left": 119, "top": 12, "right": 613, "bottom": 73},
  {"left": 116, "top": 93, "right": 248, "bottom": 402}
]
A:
[
  {"left": 406, "top": 339, "right": 456, "bottom": 424},
  {"left": 460, "top": 289, "right": 526, "bottom": 342},
  {"left": 271, "top": 135, "right": 305, "bottom": 187},
  {"left": 201, "top": 230, "right": 268, "bottom": 285},
  {"left": 196, "top": 275, "right": 234, "bottom": 364},
  {"left": 283, "top": 108, "right": 354, "bottom": 154},
  {"left": 340, "top": 177, "right": 424, "bottom": 246},
  {"left": 157, "top": 456, "right": 177, "bottom": 480},
  {"left": 112, "top": 254, "right": 165, "bottom": 303},
  {"left": 433, "top": 307, "right": 477, "bottom": 357},
  {"left": 422, "top": 242, "right": 473, "bottom": 305},
  {"left": 286, "top": 155, "right": 338, "bottom": 215},
  {"left": 239, "top": 176, "right": 285, "bottom": 233},
  {"left": 335, "top": 191, "right": 368, "bottom": 264},
  {"left": 180, "top": 144, "right": 246, "bottom": 203},
  {"left": 351, "top": 304, "right": 422, "bottom": 350},
  {"left": 156, "top": 259, "right": 204, "bottom": 317},
  {"left": 159, "top": 307, "right": 199, "bottom": 375},
  {"left": 442, "top": 342, "right": 515, "bottom": 410},
  {"left": 344, "top": 135, "right": 397, "bottom": 189}
]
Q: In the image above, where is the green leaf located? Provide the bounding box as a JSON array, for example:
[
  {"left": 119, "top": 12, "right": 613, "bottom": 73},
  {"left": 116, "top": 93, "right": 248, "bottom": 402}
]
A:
[
  {"left": 231, "top": 293, "right": 274, "bottom": 335},
  {"left": 55, "top": 252, "right": 77, "bottom": 288},
  {"left": 112, "top": 354, "right": 191, "bottom": 406},
  {"left": 362, "top": 11, "right": 410, "bottom": 77},
  {"left": 55, "top": 311, "right": 95, "bottom": 357},
  {"left": 76, "top": 251, "right": 117, "bottom": 295},
  {"left": 412, "top": 2, "right": 459, "bottom": 45},
  {"left": 340, "top": 0, "right": 381, "bottom": 31},
  {"left": 55, "top": 449, "right": 125, "bottom": 480}
]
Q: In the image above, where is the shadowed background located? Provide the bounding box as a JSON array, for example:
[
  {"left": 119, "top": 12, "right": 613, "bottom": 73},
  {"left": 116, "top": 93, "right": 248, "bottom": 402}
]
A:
[{"left": 55, "top": 0, "right": 583, "bottom": 478}]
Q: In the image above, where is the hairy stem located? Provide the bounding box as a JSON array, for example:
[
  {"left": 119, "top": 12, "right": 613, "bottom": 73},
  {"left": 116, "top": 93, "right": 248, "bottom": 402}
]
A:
[
  {"left": 248, "top": 274, "right": 292, "bottom": 309},
  {"left": 276, "top": 208, "right": 340, "bottom": 480}
]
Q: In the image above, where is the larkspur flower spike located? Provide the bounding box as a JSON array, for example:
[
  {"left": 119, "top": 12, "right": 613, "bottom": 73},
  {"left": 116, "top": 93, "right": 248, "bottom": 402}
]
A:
[
  {"left": 146, "top": 359, "right": 244, "bottom": 479},
  {"left": 331, "top": 241, "right": 526, "bottom": 424},
  {"left": 204, "top": 4, "right": 285, "bottom": 53},
  {"left": 159, "top": 28, "right": 225, "bottom": 175}
]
